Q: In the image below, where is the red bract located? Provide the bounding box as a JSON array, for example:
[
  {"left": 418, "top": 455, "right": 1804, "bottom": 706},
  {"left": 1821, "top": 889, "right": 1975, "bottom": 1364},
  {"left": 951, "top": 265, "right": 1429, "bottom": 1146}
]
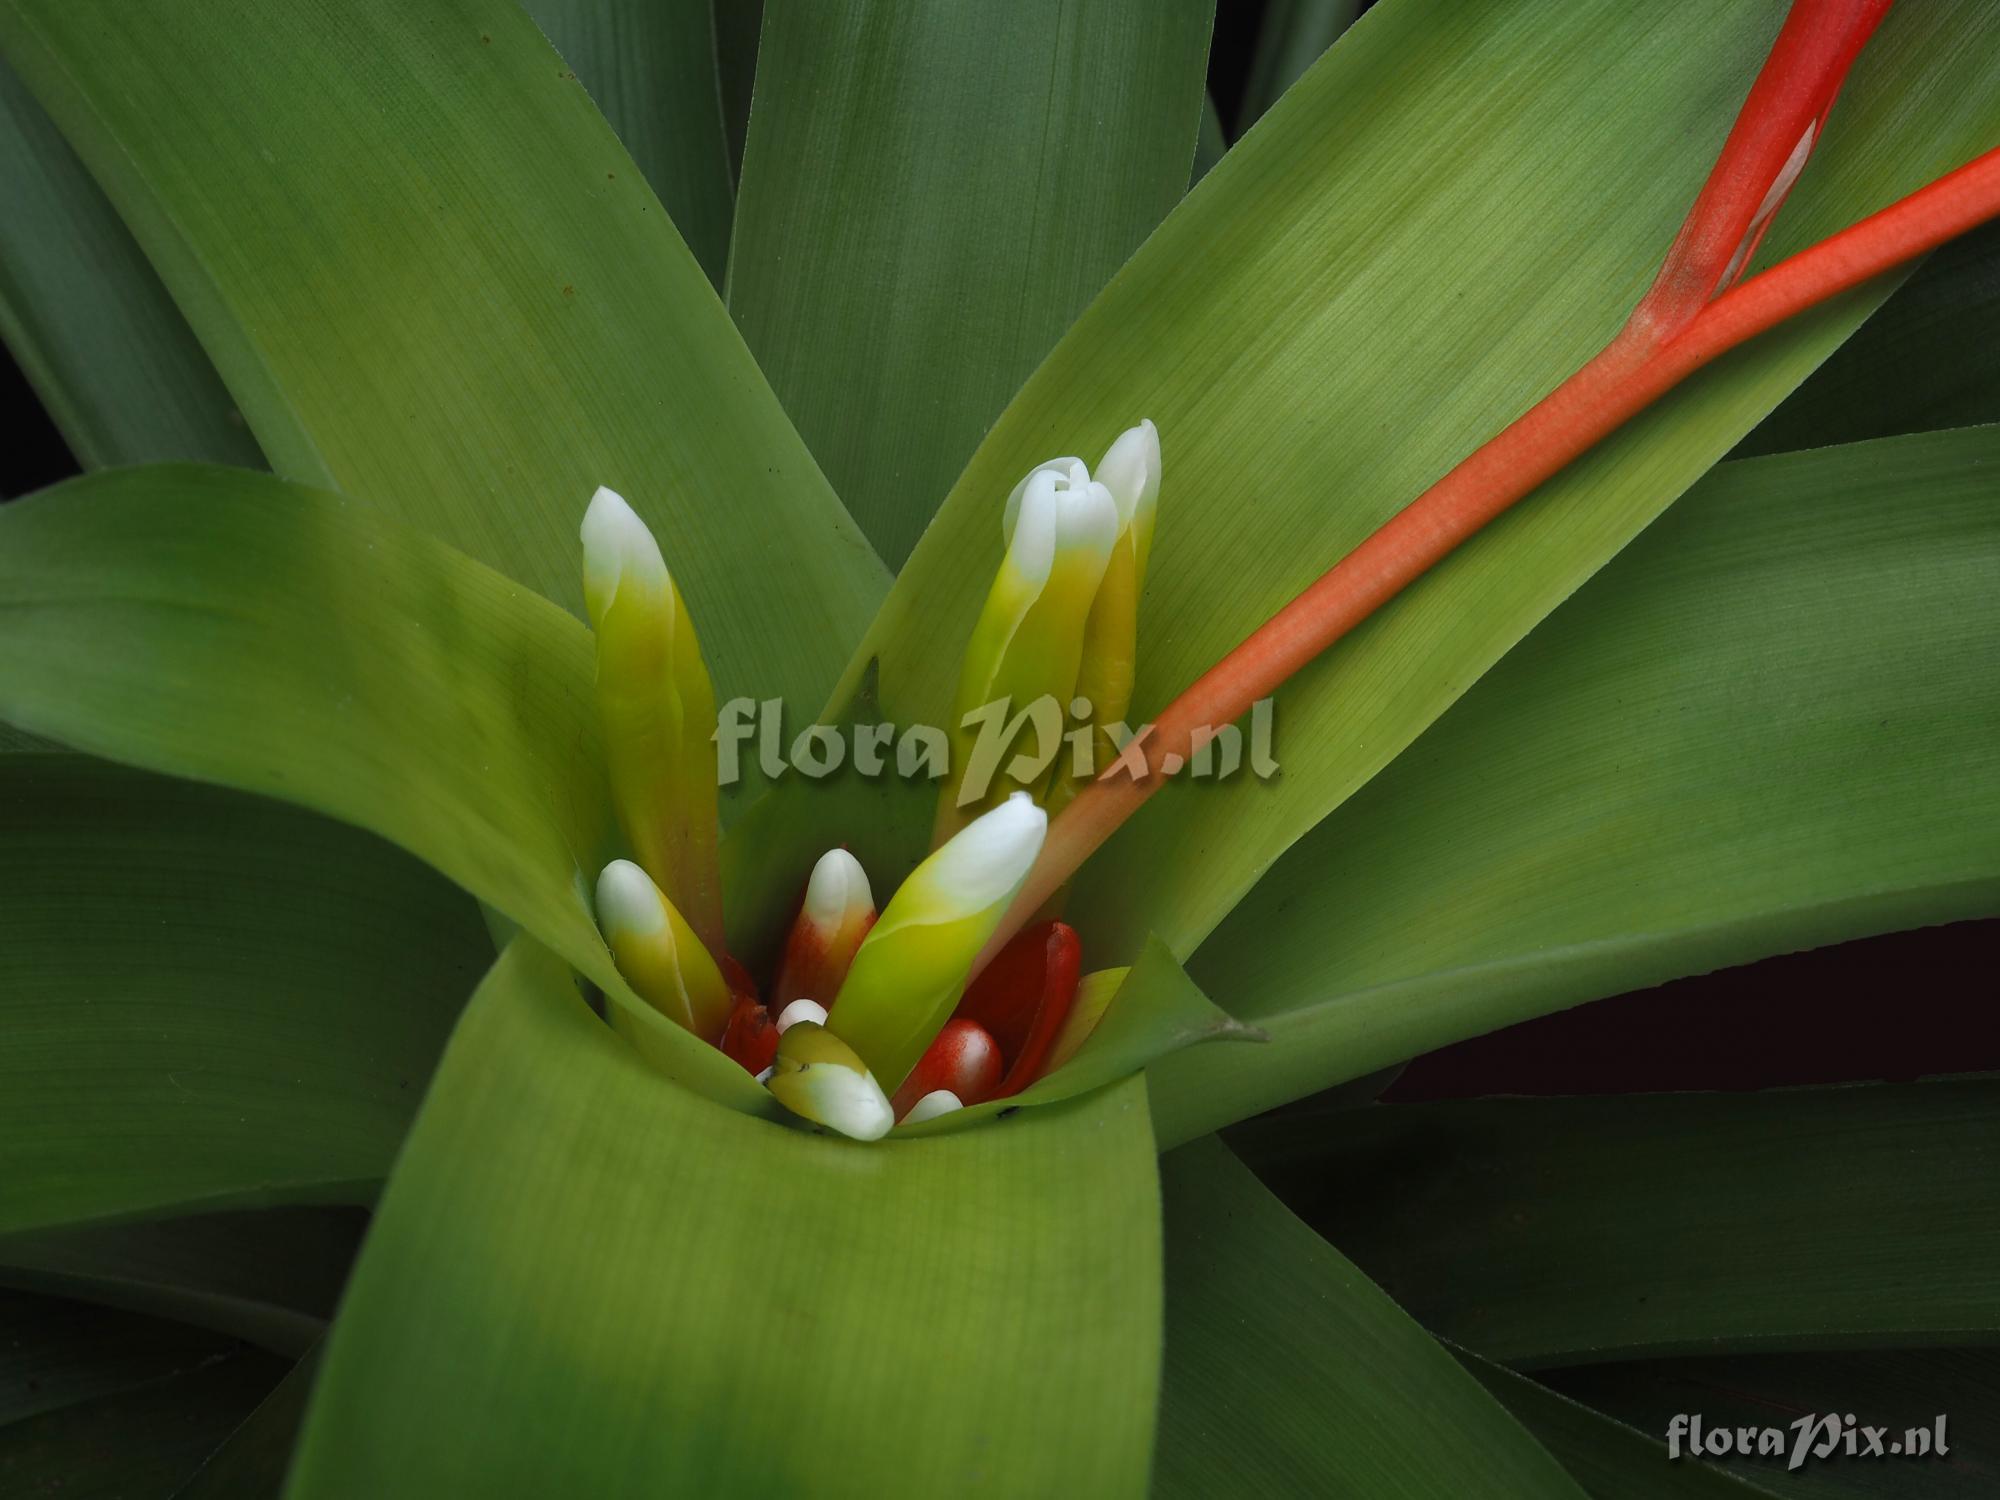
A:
[
  {"left": 891, "top": 1018, "right": 1004, "bottom": 1119},
  {"left": 955, "top": 921, "right": 1082, "bottom": 1101},
  {"left": 719, "top": 994, "right": 780, "bottom": 1076}
]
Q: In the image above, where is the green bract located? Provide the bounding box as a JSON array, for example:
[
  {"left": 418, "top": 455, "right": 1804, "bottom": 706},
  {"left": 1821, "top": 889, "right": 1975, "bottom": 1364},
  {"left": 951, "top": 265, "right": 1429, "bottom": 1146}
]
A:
[{"left": 0, "top": 0, "right": 1995, "bottom": 1494}]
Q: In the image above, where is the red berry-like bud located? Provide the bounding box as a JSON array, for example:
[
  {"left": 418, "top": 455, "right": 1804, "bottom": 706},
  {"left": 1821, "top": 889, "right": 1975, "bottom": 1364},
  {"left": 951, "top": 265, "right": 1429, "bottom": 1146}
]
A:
[{"left": 892, "top": 1018, "right": 1003, "bottom": 1119}]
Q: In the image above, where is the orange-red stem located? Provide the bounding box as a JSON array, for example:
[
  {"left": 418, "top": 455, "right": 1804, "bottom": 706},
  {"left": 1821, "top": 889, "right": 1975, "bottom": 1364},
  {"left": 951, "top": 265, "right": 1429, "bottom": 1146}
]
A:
[
  {"left": 1636, "top": 0, "right": 1891, "bottom": 328},
  {"left": 978, "top": 121, "right": 2000, "bottom": 972}
]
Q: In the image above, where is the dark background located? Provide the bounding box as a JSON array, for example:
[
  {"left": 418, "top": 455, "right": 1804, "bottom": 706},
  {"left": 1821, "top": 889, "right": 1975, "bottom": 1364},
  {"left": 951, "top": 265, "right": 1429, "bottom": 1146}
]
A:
[{"left": 5, "top": 0, "right": 1992, "bottom": 1101}]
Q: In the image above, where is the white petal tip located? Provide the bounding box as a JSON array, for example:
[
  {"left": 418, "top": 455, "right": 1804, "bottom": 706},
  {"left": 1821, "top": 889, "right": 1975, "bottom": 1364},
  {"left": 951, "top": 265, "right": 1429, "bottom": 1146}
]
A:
[
  {"left": 900, "top": 1089, "right": 965, "bottom": 1126},
  {"left": 803, "top": 847, "right": 873, "bottom": 926},
  {"left": 1095, "top": 420, "right": 1162, "bottom": 529},
  {"left": 919, "top": 791, "right": 1048, "bottom": 915},
  {"left": 580, "top": 485, "right": 667, "bottom": 622},
  {"left": 594, "top": 859, "right": 665, "bottom": 936},
  {"left": 775, "top": 998, "right": 830, "bottom": 1034}
]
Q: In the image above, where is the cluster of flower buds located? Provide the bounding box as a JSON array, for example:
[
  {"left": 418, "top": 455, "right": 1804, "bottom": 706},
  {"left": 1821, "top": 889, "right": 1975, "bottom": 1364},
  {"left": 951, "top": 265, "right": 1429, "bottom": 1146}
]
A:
[{"left": 580, "top": 421, "right": 1159, "bottom": 1139}]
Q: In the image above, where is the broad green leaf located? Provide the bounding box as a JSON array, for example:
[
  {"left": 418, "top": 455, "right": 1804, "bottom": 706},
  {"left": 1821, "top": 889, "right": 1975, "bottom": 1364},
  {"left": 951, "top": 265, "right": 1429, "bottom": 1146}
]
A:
[
  {"left": 524, "top": 0, "right": 733, "bottom": 288},
  {"left": 1457, "top": 1349, "right": 1783, "bottom": 1499},
  {"left": 1154, "top": 1137, "right": 1583, "bottom": 1498},
  {"left": 1738, "top": 221, "right": 2000, "bottom": 457},
  {"left": 1233, "top": 1080, "right": 2000, "bottom": 1367},
  {"left": 0, "top": 1291, "right": 235, "bottom": 1427},
  {"left": 0, "top": 754, "right": 487, "bottom": 1234},
  {"left": 727, "top": 0, "right": 1214, "bottom": 565},
  {"left": 289, "top": 938, "right": 1163, "bottom": 1497},
  {"left": 0, "top": 1346, "right": 285, "bottom": 1499},
  {"left": 176, "top": 1347, "right": 319, "bottom": 1500},
  {"left": 0, "top": 58, "right": 259, "bottom": 469},
  {"left": 1237, "top": 0, "right": 1360, "bottom": 132},
  {"left": 1546, "top": 1349, "right": 2000, "bottom": 1498},
  {"left": 1158, "top": 427, "right": 2000, "bottom": 1141},
  {"left": 0, "top": 467, "right": 766, "bottom": 1111},
  {"left": 0, "top": 1208, "right": 359, "bottom": 1358},
  {"left": 844, "top": 0, "right": 2000, "bottom": 978},
  {"left": 1, "top": 0, "right": 886, "bottom": 714}
]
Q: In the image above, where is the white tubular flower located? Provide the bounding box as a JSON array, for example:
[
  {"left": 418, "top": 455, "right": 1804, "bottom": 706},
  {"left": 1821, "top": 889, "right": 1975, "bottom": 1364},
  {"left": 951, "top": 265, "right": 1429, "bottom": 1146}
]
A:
[
  {"left": 936, "top": 462, "right": 1117, "bottom": 841},
  {"left": 581, "top": 486, "right": 723, "bottom": 961},
  {"left": 1048, "top": 420, "right": 1161, "bottom": 815},
  {"left": 772, "top": 847, "right": 877, "bottom": 1007},
  {"left": 1092, "top": 419, "right": 1161, "bottom": 584},
  {"left": 828, "top": 792, "right": 1047, "bottom": 1091},
  {"left": 595, "top": 859, "right": 732, "bottom": 1041},
  {"left": 766, "top": 1022, "right": 895, "bottom": 1142}
]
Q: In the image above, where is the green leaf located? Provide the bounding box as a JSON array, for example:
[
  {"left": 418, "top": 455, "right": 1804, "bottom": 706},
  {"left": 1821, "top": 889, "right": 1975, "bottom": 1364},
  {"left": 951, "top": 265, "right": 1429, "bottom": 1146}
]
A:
[
  {"left": 289, "top": 938, "right": 1164, "bottom": 1497},
  {"left": 1154, "top": 1137, "right": 1584, "bottom": 1498},
  {"left": 846, "top": 0, "right": 2000, "bottom": 977},
  {"left": 1158, "top": 426, "right": 2000, "bottom": 1141},
  {"left": 727, "top": 0, "right": 1214, "bottom": 566},
  {"left": 0, "top": 467, "right": 766, "bottom": 1111},
  {"left": 0, "top": 754, "right": 487, "bottom": 1235},
  {"left": 2, "top": 0, "right": 886, "bottom": 713},
  {"left": 1737, "top": 220, "right": 2000, "bottom": 457},
  {"left": 175, "top": 1346, "right": 318, "bottom": 1500},
  {"left": 523, "top": 0, "right": 734, "bottom": 288},
  {"left": 0, "top": 1291, "right": 235, "bottom": 1427},
  {"left": 0, "top": 58, "right": 260, "bottom": 469},
  {"left": 1456, "top": 1348, "right": 1784, "bottom": 1499},
  {"left": 1546, "top": 1349, "right": 2000, "bottom": 1498},
  {"left": 1237, "top": 0, "right": 1359, "bottom": 132},
  {"left": 0, "top": 1346, "right": 286, "bottom": 1499},
  {"left": 0, "top": 1208, "right": 360, "bottom": 1358},
  {"left": 1232, "top": 1080, "right": 2000, "bottom": 1367}
]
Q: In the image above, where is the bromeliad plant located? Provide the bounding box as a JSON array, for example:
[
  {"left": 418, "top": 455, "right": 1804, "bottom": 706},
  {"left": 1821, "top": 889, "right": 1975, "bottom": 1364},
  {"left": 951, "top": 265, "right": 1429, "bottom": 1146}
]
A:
[{"left": 0, "top": 0, "right": 1996, "bottom": 1494}]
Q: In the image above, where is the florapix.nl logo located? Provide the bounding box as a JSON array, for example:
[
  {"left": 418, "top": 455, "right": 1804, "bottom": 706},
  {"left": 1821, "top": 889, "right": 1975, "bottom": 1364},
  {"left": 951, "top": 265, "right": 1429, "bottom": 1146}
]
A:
[{"left": 713, "top": 693, "right": 1279, "bottom": 802}]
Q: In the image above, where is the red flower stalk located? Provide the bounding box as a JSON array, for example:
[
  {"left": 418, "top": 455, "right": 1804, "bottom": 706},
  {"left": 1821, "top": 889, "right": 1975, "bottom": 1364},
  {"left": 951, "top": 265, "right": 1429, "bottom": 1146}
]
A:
[{"left": 975, "top": 0, "right": 2000, "bottom": 974}]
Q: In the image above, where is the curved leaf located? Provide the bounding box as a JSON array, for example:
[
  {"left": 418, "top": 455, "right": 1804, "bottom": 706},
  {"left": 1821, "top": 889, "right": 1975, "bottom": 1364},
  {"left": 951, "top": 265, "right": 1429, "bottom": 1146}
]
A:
[
  {"left": 0, "top": 1291, "right": 235, "bottom": 1427},
  {"left": 1457, "top": 1350, "right": 1783, "bottom": 1499},
  {"left": 175, "top": 1346, "right": 318, "bottom": 1500},
  {"left": 525, "top": 0, "right": 733, "bottom": 287},
  {"left": 0, "top": 1347, "right": 285, "bottom": 1499},
  {"left": 712, "top": 0, "right": 761, "bottom": 182},
  {"left": 289, "top": 938, "right": 1163, "bottom": 1497},
  {"left": 1, "top": 0, "right": 886, "bottom": 713},
  {"left": 1159, "top": 426, "right": 2000, "bottom": 1141},
  {"left": 0, "top": 467, "right": 767, "bottom": 1110},
  {"left": 0, "top": 754, "right": 487, "bottom": 1235},
  {"left": 1234, "top": 1080, "right": 2000, "bottom": 1367},
  {"left": 1155, "top": 1137, "right": 1583, "bottom": 1498},
  {"left": 0, "top": 1208, "right": 359, "bottom": 1359},
  {"left": 728, "top": 0, "right": 1214, "bottom": 565},
  {"left": 843, "top": 0, "right": 2000, "bottom": 973},
  {"left": 0, "top": 58, "right": 259, "bottom": 469},
  {"left": 1237, "top": 0, "right": 1359, "bottom": 132}
]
